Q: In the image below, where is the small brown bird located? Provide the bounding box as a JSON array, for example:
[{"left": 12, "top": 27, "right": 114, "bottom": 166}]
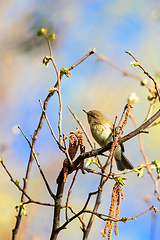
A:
[{"left": 83, "top": 110, "right": 134, "bottom": 171}]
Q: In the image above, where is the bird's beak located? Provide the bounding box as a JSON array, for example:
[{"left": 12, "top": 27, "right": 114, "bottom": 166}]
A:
[{"left": 83, "top": 109, "right": 88, "bottom": 114}]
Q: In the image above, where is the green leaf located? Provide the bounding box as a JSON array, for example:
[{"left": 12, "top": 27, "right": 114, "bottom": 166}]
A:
[
  {"left": 59, "top": 68, "right": 71, "bottom": 78},
  {"left": 48, "top": 88, "right": 58, "bottom": 93},
  {"left": 48, "top": 33, "right": 56, "bottom": 41},
  {"left": 37, "top": 28, "right": 47, "bottom": 36},
  {"left": 0, "top": 157, "right": 2, "bottom": 162},
  {"left": 85, "top": 157, "right": 98, "bottom": 168}
]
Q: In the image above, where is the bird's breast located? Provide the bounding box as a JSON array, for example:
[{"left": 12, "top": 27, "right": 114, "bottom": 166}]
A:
[{"left": 90, "top": 122, "right": 112, "bottom": 147}]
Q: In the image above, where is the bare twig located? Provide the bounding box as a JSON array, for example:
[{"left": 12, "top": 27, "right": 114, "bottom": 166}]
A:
[
  {"left": 57, "top": 77, "right": 63, "bottom": 145},
  {"left": 145, "top": 99, "right": 157, "bottom": 121},
  {"left": 38, "top": 99, "right": 65, "bottom": 152},
  {"left": 38, "top": 99, "right": 58, "bottom": 142},
  {"left": 68, "top": 106, "right": 93, "bottom": 149},
  {"left": 24, "top": 200, "right": 55, "bottom": 207},
  {"left": 114, "top": 161, "right": 155, "bottom": 175},
  {"left": 95, "top": 51, "right": 148, "bottom": 83},
  {"left": 68, "top": 49, "right": 95, "bottom": 71},
  {"left": 0, "top": 159, "right": 31, "bottom": 200},
  {"left": 125, "top": 205, "right": 158, "bottom": 220},
  {"left": 47, "top": 40, "right": 59, "bottom": 76},
  {"left": 129, "top": 109, "right": 160, "bottom": 200},
  {"left": 125, "top": 51, "right": 160, "bottom": 101},
  {"left": 67, "top": 205, "right": 86, "bottom": 231},
  {"left": 65, "top": 170, "right": 79, "bottom": 221},
  {"left": 18, "top": 126, "right": 56, "bottom": 200}
]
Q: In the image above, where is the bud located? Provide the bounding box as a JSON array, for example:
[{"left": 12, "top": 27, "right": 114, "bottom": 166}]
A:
[
  {"left": 128, "top": 92, "right": 139, "bottom": 103},
  {"left": 141, "top": 79, "right": 148, "bottom": 86},
  {"left": 130, "top": 61, "right": 139, "bottom": 66},
  {"left": 48, "top": 33, "right": 56, "bottom": 41}
]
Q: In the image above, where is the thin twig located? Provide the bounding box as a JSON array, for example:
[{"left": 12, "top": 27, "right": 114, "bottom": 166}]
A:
[
  {"left": 38, "top": 99, "right": 64, "bottom": 151},
  {"left": 0, "top": 159, "right": 31, "bottom": 200},
  {"left": 83, "top": 210, "right": 116, "bottom": 221},
  {"left": 24, "top": 200, "right": 54, "bottom": 207},
  {"left": 129, "top": 109, "right": 160, "bottom": 200},
  {"left": 47, "top": 39, "right": 59, "bottom": 77},
  {"left": 67, "top": 205, "right": 86, "bottom": 231},
  {"left": 57, "top": 78, "right": 63, "bottom": 145},
  {"left": 125, "top": 51, "right": 160, "bottom": 101},
  {"left": 18, "top": 126, "right": 56, "bottom": 200},
  {"left": 65, "top": 170, "right": 79, "bottom": 221},
  {"left": 114, "top": 161, "right": 155, "bottom": 175},
  {"left": 68, "top": 49, "right": 95, "bottom": 71},
  {"left": 95, "top": 51, "right": 149, "bottom": 84},
  {"left": 57, "top": 187, "right": 100, "bottom": 233},
  {"left": 125, "top": 205, "right": 158, "bottom": 220},
  {"left": 144, "top": 98, "right": 157, "bottom": 122},
  {"left": 68, "top": 106, "right": 93, "bottom": 149}
]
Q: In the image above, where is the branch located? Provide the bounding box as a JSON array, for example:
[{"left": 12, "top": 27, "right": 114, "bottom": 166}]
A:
[
  {"left": 120, "top": 109, "right": 160, "bottom": 144},
  {"left": 57, "top": 187, "right": 100, "bottom": 233},
  {"left": 123, "top": 205, "right": 158, "bottom": 221}
]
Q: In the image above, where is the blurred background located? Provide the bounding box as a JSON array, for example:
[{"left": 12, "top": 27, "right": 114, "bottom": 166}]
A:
[{"left": 0, "top": 0, "right": 160, "bottom": 239}]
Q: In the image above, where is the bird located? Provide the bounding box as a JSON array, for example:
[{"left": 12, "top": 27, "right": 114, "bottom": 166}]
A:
[{"left": 83, "top": 109, "right": 134, "bottom": 171}]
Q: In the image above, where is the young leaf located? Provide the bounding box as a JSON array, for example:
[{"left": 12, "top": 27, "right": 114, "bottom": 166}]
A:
[
  {"left": 85, "top": 157, "right": 97, "bottom": 168},
  {"left": 37, "top": 28, "right": 48, "bottom": 36},
  {"left": 59, "top": 68, "right": 71, "bottom": 78},
  {"left": 115, "top": 177, "right": 126, "bottom": 186},
  {"left": 48, "top": 88, "right": 58, "bottom": 93},
  {"left": 43, "top": 56, "right": 51, "bottom": 67},
  {"left": 130, "top": 61, "right": 139, "bottom": 66}
]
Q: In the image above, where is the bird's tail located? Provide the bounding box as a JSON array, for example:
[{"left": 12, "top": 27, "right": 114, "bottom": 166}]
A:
[{"left": 115, "top": 152, "right": 134, "bottom": 171}]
